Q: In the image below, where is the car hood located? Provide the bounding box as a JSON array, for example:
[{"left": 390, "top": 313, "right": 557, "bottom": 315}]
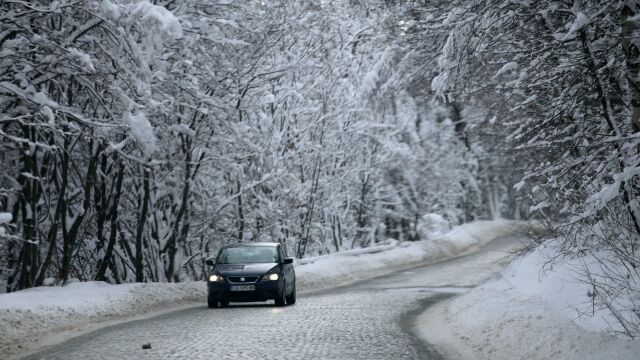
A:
[{"left": 214, "top": 262, "right": 277, "bottom": 276}]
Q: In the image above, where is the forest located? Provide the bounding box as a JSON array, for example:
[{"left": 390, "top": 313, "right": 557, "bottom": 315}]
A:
[{"left": 1, "top": 0, "right": 639, "bottom": 336}]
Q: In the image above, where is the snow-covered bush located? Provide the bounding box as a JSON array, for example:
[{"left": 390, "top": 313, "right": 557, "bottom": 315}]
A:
[{"left": 417, "top": 213, "right": 451, "bottom": 240}]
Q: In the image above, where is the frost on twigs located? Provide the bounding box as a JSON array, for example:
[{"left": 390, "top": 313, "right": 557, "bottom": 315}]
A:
[
  {"left": 124, "top": 111, "right": 156, "bottom": 156},
  {"left": 563, "top": 12, "right": 589, "bottom": 40},
  {"left": 0, "top": 213, "right": 12, "bottom": 225},
  {"left": 67, "top": 48, "right": 95, "bottom": 72},
  {"left": 130, "top": 1, "right": 183, "bottom": 39},
  {"left": 0, "top": 213, "right": 11, "bottom": 238},
  {"left": 494, "top": 62, "right": 518, "bottom": 77}
]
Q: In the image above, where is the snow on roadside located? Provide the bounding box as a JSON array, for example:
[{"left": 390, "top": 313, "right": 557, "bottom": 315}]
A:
[
  {"left": 0, "top": 282, "right": 204, "bottom": 357},
  {"left": 416, "top": 244, "right": 640, "bottom": 360},
  {"left": 506, "top": 243, "right": 624, "bottom": 333},
  {"left": 0, "top": 219, "right": 530, "bottom": 358},
  {"left": 296, "top": 219, "right": 533, "bottom": 291}
]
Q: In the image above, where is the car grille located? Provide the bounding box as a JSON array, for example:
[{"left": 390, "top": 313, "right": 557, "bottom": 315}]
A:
[{"left": 227, "top": 276, "right": 259, "bottom": 283}]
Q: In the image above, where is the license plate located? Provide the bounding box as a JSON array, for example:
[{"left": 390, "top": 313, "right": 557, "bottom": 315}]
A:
[{"left": 230, "top": 285, "right": 255, "bottom": 292}]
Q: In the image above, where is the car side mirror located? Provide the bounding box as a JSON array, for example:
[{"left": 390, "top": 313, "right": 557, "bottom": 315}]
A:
[
  {"left": 205, "top": 258, "right": 216, "bottom": 266},
  {"left": 282, "top": 257, "right": 294, "bottom": 264}
]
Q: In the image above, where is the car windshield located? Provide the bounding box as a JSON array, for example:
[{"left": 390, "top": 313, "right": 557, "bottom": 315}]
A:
[{"left": 217, "top": 246, "right": 279, "bottom": 264}]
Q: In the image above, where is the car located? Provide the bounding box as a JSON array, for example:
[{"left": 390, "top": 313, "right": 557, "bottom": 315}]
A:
[{"left": 205, "top": 242, "right": 296, "bottom": 308}]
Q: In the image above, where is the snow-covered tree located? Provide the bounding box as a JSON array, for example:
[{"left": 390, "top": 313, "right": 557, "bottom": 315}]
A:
[
  {"left": 0, "top": 0, "right": 504, "bottom": 294},
  {"left": 423, "top": 0, "right": 640, "bottom": 337}
]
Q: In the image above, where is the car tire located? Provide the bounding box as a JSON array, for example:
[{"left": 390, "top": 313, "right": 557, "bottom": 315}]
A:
[
  {"left": 286, "top": 281, "right": 296, "bottom": 305},
  {"left": 275, "top": 281, "right": 286, "bottom": 306},
  {"left": 208, "top": 297, "right": 218, "bottom": 309},
  {"left": 220, "top": 299, "right": 229, "bottom": 307}
]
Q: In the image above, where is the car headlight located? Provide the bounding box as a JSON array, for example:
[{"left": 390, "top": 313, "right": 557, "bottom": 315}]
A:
[
  {"left": 209, "top": 274, "right": 224, "bottom": 282},
  {"left": 262, "top": 273, "right": 278, "bottom": 281}
]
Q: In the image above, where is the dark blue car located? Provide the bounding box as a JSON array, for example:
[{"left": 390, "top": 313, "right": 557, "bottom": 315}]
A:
[{"left": 205, "top": 243, "right": 296, "bottom": 308}]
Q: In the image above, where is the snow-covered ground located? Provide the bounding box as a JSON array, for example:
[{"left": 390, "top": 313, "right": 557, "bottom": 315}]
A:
[
  {"left": 0, "top": 281, "right": 204, "bottom": 357},
  {"left": 296, "top": 219, "right": 531, "bottom": 291},
  {"left": 0, "top": 219, "right": 528, "bottom": 358},
  {"left": 417, "top": 241, "right": 640, "bottom": 360}
]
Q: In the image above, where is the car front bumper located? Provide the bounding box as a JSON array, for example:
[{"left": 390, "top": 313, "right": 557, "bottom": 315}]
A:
[{"left": 208, "top": 279, "right": 282, "bottom": 302}]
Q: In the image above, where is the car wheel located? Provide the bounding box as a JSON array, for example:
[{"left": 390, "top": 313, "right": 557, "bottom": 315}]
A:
[
  {"left": 286, "top": 281, "right": 296, "bottom": 305},
  {"left": 275, "top": 281, "right": 286, "bottom": 306},
  {"left": 208, "top": 297, "right": 218, "bottom": 309},
  {"left": 220, "top": 299, "right": 229, "bottom": 307}
]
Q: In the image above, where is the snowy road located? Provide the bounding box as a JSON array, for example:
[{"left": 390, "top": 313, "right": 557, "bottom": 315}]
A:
[{"left": 21, "top": 236, "right": 525, "bottom": 360}]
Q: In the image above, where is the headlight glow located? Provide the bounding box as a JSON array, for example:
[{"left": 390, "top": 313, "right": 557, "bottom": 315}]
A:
[
  {"left": 264, "top": 273, "right": 279, "bottom": 281},
  {"left": 209, "top": 274, "right": 223, "bottom": 282}
]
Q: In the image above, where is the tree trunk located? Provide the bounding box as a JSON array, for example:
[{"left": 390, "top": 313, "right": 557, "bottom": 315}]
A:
[
  {"left": 60, "top": 142, "right": 101, "bottom": 283},
  {"left": 164, "top": 138, "right": 193, "bottom": 281},
  {"left": 94, "top": 162, "right": 125, "bottom": 281},
  {"left": 237, "top": 178, "right": 244, "bottom": 241},
  {"left": 35, "top": 143, "right": 70, "bottom": 286},
  {"left": 356, "top": 172, "right": 370, "bottom": 247},
  {"left": 134, "top": 165, "right": 150, "bottom": 282}
]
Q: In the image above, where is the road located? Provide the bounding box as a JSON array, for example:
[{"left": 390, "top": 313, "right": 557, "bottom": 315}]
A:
[{"left": 21, "top": 235, "right": 525, "bottom": 360}]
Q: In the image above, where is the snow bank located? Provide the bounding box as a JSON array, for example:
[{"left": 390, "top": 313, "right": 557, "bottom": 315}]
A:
[
  {"left": 505, "top": 244, "right": 620, "bottom": 332},
  {"left": 0, "top": 282, "right": 203, "bottom": 357},
  {"left": 417, "top": 282, "right": 640, "bottom": 360},
  {"left": 296, "top": 219, "right": 532, "bottom": 291},
  {"left": 0, "top": 220, "right": 530, "bottom": 358},
  {"left": 417, "top": 242, "right": 640, "bottom": 360}
]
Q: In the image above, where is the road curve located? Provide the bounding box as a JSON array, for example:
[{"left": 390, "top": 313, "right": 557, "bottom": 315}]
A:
[{"left": 21, "top": 235, "right": 525, "bottom": 360}]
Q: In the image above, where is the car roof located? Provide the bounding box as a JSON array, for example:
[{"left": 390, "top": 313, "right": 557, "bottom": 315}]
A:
[{"left": 224, "top": 242, "right": 280, "bottom": 248}]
